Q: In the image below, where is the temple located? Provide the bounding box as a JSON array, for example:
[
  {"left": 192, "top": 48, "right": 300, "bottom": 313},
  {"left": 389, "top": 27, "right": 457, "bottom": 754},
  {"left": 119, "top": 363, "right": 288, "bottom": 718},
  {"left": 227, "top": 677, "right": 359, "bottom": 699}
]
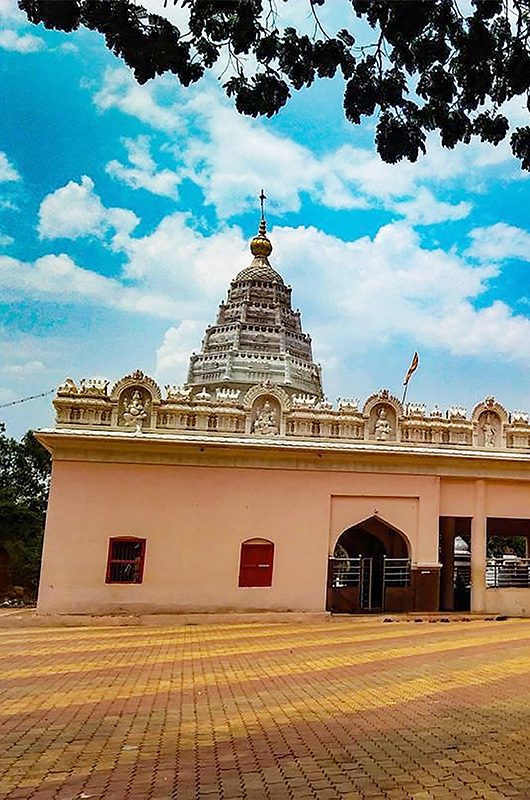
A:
[
  {"left": 36, "top": 204, "right": 530, "bottom": 617},
  {"left": 186, "top": 213, "right": 323, "bottom": 399}
]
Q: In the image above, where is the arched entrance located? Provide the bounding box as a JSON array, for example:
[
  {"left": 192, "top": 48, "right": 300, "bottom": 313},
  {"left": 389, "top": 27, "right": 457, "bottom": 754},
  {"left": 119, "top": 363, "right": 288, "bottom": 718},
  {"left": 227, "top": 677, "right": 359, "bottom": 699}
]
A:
[{"left": 327, "top": 516, "right": 412, "bottom": 613}]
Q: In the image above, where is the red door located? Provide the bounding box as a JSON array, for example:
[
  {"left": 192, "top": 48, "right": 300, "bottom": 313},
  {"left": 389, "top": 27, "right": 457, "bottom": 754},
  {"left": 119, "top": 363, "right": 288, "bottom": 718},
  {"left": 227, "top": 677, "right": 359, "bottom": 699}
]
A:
[{"left": 238, "top": 542, "right": 274, "bottom": 587}]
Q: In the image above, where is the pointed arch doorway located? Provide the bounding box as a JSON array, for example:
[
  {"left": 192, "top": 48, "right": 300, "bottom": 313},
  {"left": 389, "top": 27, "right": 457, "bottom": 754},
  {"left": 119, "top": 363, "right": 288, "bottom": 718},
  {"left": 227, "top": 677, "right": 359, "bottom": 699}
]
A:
[{"left": 327, "top": 516, "right": 412, "bottom": 613}]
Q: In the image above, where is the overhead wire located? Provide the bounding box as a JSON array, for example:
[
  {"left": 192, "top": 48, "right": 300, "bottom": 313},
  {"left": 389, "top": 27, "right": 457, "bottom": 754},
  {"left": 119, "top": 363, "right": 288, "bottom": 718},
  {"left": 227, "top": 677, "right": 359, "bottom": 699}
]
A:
[{"left": 0, "top": 389, "right": 55, "bottom": 409}]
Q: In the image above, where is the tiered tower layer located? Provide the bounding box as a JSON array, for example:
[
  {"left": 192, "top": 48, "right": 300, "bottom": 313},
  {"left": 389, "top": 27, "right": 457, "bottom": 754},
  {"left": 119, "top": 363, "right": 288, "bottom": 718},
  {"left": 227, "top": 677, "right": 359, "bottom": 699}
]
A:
[{"left": 186, "top": 220, "right": 323, "bottom": 398}]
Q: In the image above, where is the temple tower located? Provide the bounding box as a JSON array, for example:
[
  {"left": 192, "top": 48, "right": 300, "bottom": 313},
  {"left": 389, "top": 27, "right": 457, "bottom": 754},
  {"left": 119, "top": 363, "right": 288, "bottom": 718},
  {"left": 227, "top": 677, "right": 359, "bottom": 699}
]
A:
[{"left": 186, "top": 205, "right": 323, "bottom": 399}]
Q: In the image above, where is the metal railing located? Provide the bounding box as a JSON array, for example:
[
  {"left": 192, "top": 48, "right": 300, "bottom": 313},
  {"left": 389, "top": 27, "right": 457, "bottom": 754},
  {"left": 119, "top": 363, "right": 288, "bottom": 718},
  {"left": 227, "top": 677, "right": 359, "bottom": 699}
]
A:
[
  {"left": 330, "top": 557, "right": 361, "bottom": 588},
  {"left": 486, "top": 558, "right": 530, "bottom": 588},
  {"left": 330, "top": 557, "right": 411, "bottom": 588},
  {"left": 383, "top": 557, "right": 411, "bottom": 587}
]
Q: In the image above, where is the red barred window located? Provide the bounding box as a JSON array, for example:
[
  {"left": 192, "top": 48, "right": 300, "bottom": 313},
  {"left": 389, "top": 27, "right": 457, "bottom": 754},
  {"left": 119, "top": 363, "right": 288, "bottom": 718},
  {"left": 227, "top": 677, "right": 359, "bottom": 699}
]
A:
[
  {"left": 238, "top": 540, "right": 274, "bottom": 587},
  {"left": 105, "top": 537, "right": 146, "bottom": 584}
]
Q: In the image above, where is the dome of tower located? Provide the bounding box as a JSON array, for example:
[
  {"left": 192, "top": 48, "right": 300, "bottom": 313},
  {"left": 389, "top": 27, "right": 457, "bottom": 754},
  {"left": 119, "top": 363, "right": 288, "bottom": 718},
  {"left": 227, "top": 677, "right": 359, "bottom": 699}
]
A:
[
  {"left": 234, "top": 260, "right": 285, "bottom": 283},
  {"left": 234, "top": 216, "right": 284, "bottom": 284}
]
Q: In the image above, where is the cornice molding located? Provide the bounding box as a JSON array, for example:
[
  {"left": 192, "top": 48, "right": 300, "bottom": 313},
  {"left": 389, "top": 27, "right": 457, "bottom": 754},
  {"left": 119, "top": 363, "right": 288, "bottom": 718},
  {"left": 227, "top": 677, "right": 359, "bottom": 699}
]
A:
[{"left": 35, "top": 427, "right": 530, "bottom": 480}]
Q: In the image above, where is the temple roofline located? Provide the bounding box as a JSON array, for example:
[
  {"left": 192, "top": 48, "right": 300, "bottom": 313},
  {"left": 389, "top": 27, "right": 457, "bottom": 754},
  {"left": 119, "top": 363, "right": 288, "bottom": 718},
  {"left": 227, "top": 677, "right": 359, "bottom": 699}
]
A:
[{"left": 50, "top": 375, "right": 530, "bottom": 455}]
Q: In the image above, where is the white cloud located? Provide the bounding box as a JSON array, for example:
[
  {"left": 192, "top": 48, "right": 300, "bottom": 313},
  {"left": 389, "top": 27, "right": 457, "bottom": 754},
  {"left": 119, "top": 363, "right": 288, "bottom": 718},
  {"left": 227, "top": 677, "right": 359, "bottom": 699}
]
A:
[
  {"left": 0, "top": 28, "right": 44, "bottom": 53},
  {"left": 34, "top": 180, "right": 248, "bottom": 320},
  {"left": 0, "top": 199, "right": 17, "bottom": 212},
  {"left": 429, "top": 300, "right": 530, "bottom": 360},
  {"left": 182, "top": 93, "right": 331, "bottom": 217},
  {"left": 115, "top": 211, "right": 247, "bottom": 303},
  {"left": 22, "top": 156, "right": 530, "bottom": 370},
  {"left": 106, "top": 136, "right": 181, "bottom": 198},
  {"left": 93, "top": 70, "right": 477, "bottom": 222},
  {"left": 33, "top": 184, "right": 530, "bottom": 368},
  {"left": 59, "top": 42, "right": 78, "bottom": 54},
  {"left": 0, "top": 252, "right": 177, "bottom": 317},
  {"left": 0, "top": 153, "right": 20, "bottom": 250},
  {"left": 0, "top": 151, "right": 20, "bottom": 182},
  {"left": 91, "top": 68, "right": 528, "bottom": 224},
  {"left": 269, "top": 222, "right": 530, "bottom": 363},
  {"left": 151, "top": 219, "right": 530, "bottom": 397},
  {"left": 38, "top": 176, "right": 139, "bottom": 240},
  {"left": 0, "top": 360, "right": 45, "bottom": 377},
  {"left": 156, "top": 320, "right": 205, "bottom": 384},
  {"left": 391, "top": 188, "right": 472, "bottom": 225},
  {"left": 93, "top": 68, "right": 185, "bottom": 134},
  {"left": 466, "top": 223, "right": 530, "bottom": 263}
]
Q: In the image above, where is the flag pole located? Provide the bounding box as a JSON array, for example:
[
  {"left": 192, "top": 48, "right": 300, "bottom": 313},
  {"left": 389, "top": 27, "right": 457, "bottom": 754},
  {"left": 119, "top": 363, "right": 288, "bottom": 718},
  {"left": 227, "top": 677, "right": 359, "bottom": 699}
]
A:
[{"left": 401, "top": 352, "right": 419, "bottom": 408}]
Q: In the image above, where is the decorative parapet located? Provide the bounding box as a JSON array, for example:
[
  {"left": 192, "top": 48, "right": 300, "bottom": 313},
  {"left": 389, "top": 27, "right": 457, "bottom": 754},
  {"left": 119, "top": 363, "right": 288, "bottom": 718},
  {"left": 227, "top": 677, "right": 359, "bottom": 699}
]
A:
[
  {"left": 337, "top": 398, "right": 359, "bottom": 412},
  {"left": 79, "top": 378, "right": 109, "bottom": 397},
  {"left": 406, "top": 403, "right": 426, "bottom": 417},
  {"left": 293, "top": 393, "right": 318, "bottom": 408},
  {"left": 216, "top": 387, "right": 241, "bottom": 403},
  {"left": 165, "top": 385, "right": 192, "bottom": 401},
  {"left": 51, "top": 377, "right": 530, "bottom": 452}
]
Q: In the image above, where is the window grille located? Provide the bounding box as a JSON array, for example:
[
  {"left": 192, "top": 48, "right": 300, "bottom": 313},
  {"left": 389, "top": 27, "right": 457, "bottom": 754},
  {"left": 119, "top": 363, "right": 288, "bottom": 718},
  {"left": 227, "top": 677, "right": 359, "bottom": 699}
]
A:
[{"left": 106, "top": 537, "right": 146, "bottom": 584}]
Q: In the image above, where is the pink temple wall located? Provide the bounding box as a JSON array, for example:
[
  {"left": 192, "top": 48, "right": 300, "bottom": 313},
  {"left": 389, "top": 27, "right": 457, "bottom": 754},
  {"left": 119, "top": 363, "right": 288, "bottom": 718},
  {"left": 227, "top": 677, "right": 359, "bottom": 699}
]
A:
[
  {"left": 38, "top": 457, "right": 530, "bottom": 615},
  {"left": 39, "top": 460, "right": 440, "bottom": 614}
]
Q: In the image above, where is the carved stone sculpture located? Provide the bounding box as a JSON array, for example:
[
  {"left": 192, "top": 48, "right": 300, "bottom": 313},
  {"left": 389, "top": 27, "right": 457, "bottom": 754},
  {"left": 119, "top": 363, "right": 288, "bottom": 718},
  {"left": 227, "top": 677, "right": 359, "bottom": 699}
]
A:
[
  {"left": 253, "top": 401, "right": 279, "bottom": 436},
  {"left": 338, "top": 398, "right": 359, "bottom": 412},
  {"left": 57, "top": 378, "right": 78, "bottom": 395},
  {"left": 374, "top": 407, "right": 391, "bottom": 441},
  {"left": 293, "top": 393, "right": 318, "bottom": 408},
  {"left": 123, "top": 389, "right": 149, "bottom": 433},
  {"left": 79, "top": 378, "right": 109, "bottom": 397},
  {"left": 216, "top": 387, "right": 240, "bottom": 402},
  {"left": 166, "top": 385, "right": 192, "bottom": 401},
  {"left": 481, "top": 413, "right": 497, "bottom": 448}
]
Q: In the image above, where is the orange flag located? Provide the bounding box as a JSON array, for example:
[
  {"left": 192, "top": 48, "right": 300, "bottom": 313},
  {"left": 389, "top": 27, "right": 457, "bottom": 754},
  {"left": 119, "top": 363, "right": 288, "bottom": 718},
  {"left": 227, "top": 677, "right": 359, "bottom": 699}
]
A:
[{"left": 403, "top": 352, "right": 419, "bottom": 386}]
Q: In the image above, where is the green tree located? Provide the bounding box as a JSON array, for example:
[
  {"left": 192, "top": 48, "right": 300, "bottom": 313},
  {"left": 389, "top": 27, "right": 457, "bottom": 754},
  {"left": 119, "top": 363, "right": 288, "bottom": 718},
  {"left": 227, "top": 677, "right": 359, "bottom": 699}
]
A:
[
  {"left": 0, "top": 425, "right": 50, "bottom": 595},
  {"left": 487, "top": 535, "right": 527, "bottom": 557},
  {"left": 19, "top": 0, "right": 530, "bottom": 169}
]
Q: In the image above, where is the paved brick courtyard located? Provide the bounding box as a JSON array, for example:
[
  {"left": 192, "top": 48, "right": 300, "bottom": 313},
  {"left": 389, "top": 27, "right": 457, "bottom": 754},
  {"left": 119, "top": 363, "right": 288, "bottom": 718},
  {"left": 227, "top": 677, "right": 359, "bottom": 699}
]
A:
[{"left": 1, "top": 616, "right": 530, "bottom": 799}]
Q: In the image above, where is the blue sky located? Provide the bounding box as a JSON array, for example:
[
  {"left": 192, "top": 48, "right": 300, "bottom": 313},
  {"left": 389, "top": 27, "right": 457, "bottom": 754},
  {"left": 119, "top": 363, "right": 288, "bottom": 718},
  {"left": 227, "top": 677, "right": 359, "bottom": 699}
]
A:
[{"left": 1, "top": 0, "right": 530, "bottom": 439}]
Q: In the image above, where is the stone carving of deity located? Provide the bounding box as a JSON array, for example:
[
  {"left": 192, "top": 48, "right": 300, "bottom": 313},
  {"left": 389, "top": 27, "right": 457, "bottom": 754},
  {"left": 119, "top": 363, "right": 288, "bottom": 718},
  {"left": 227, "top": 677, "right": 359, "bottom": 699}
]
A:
[
  {"left": 58, "top": 377, "right": 78, "bottom": 395},
  {"left": 481, "top": 413, "right": 496, "bottom": 448},
  {"left": 374, "top": 407, "right": 391, "bottom": 441},
  {"left": 253, "top": 401, "right": 279, "bottom": 436},
  {"left": 123, "top": 389, "right": 149, "bottom": 433}
]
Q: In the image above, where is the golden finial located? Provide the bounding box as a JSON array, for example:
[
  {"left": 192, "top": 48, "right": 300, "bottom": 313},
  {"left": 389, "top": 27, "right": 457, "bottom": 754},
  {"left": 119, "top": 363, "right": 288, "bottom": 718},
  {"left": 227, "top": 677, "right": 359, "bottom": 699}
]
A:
[{"left": 250, "top": 189, "right": 272, "bottom": 257}]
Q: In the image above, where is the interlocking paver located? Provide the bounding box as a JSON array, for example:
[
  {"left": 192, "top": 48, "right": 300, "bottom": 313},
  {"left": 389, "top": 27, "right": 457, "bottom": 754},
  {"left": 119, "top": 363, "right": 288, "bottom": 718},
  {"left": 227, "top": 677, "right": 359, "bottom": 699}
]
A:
[{"left": 1, "top": 618, "right": 530, "bottom": 798}]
